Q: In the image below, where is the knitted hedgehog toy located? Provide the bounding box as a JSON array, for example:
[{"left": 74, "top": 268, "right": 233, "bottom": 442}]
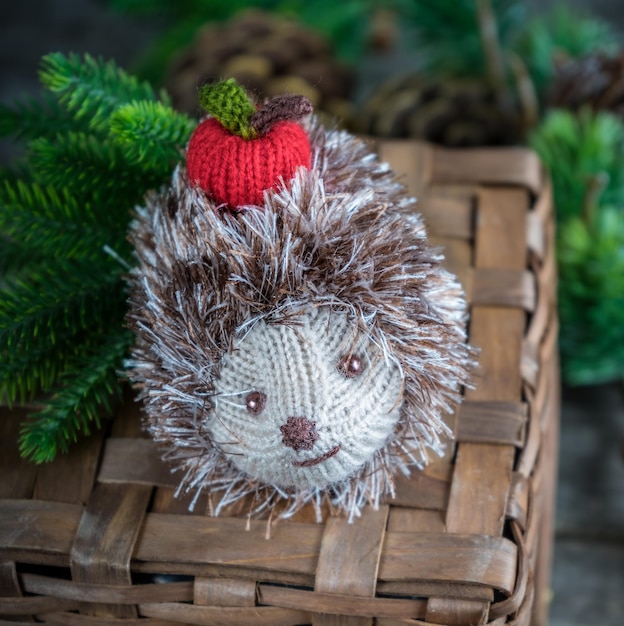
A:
[{"left": 127, "top": 79, "right": 476, "bottom": 521}]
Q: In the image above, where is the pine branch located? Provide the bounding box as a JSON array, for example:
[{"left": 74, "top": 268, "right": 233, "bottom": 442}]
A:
[
  {"left": 27, "top": 132, "right": 166, "bottom": 215},
  {"left": 402, "top": 0, "right": 526, "bottom": 79},
  {"left": 0, "top": 180, "right": 128, "bottom": 258},
  {"left": 558, "top": 208, "right": 624, "bottom": 384},
  {"left": 18, "top": 328, "right": 134, "bottom": 463},
  {"left": 529, "top": 109, "right": 624, "bottom": 222},
  {"left": 1, "top": 52, "right": 195, "bottom": 462},
  {"left": 0, "top": 235, "right": 43, "bottom": 278},
  {"left": 110, "top": 101, "right": 194, "bottom": 172},
  {"left": 39, "top": 52, "right": 169, "bottom": 132},
  {"left": 514, "top": 4, "right": 619, "bottom": 103},
  {"left": 0, "top": 92, "right": 90, "bottom": 141},
  {"left": 0, "top": 256, "right": 125, "bottom": 356},
  {"left": 0, "top": 254, "right": 129, "bottom": 406}
]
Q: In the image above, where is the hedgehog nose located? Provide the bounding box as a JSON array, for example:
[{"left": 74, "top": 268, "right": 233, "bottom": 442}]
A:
[{"left": 280, "top": 416, "right": 319, "bottom": 452}]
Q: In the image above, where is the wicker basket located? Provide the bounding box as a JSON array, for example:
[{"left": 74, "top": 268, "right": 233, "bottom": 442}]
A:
[{"left": 0, "top": 140, "right": 559, "bottom": 626}]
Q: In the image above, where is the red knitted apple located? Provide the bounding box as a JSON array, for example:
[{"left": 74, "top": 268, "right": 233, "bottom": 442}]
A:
[{"left": 186, "top": 78, "right": 313, "bottom": 209}]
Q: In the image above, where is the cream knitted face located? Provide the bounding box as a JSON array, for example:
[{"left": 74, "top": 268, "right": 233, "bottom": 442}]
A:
[{"left": 211, "top": 307, "right": 403, "bottom": 490}]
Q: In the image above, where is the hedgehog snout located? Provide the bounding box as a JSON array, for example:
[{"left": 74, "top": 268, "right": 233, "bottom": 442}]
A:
[{"left": 280, "top": 416, "right": 319, "bottom": 452}]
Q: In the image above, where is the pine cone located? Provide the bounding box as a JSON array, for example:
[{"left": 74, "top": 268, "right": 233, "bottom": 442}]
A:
[
  {"left": 549, "top": 52, "right": 624, "bottom": 115},
  {"left": 166, "top": 9, "right": 355, "bottom": 128},
  {"left": 358, "top": 74, "right": 522, "bottom": 148}
]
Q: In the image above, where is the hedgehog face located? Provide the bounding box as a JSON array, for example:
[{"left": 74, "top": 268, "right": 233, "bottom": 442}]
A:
[{"left": 211, "top": 307, "right": 403, "bottom": 490}]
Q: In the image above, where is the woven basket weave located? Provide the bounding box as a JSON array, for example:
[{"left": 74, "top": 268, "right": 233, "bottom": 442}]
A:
[{"left": 0, "top": 140, "right": 559, "bottom": 626}]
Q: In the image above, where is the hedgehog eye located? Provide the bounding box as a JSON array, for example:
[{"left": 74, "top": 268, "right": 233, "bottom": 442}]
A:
[
  {"left": 337, "top": 354, "right": 364, "bottom": 378},
  {"left": 246, "top": 391, "right": 266, "bottom": 416}
]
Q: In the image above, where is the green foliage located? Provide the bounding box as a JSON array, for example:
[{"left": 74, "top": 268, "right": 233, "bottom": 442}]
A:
[
  {"left": 514, "top": 4, "right": 620, "bottom": 105},
  {"left": 401, "top": 0, "right": 527, "bottom": 78},
  {"left": 529, "top": 109, "right": 624, "bottom": 221},
  {"left": 18, "top": 329, "right": 135, "bottom": 463},
  {"left": 110, "top": 101, "right": 195, "bottom": 171},
  {"left": 558, "top": 209, "right": 624, "bottom": 385},
  {"left": 531, "top": 109, "right": 624, "bottom": 385},
  {"left": 0, "top": 53, "right": 194, "bottom": 462},
  {"left": 39, "top": 52, "right": 168, "bottom": 131}
]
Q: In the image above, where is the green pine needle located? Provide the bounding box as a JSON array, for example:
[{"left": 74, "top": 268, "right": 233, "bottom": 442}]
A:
[
  {"left": 39, "top": 52, "right": 170, "bottom": 132},
  {"left": 0, "top": 256, "right": 124, "bottom": 355},
  {"left": 531, "top": 108, "right": 624, "bottom": 385},
  {"left": 558, "top": 208, "right": 624, "bottom": 385},
  {"left": 530, "top": 109, "right": 624, "bottom": 222},
  {"left": 1, "top": 52, "right": 196, "bottom": 462},
  {"left": 514, "top": 4, "right": 619, "bottom": 104},
  {"left": 402, "top": 0, "right": 527, "bottom": 79},
  {"left": 0, "top": 92, "right": 87, "bottom": 141},
  {"left": 27, "top": 131, "right": 165, "bottom": 214},
  {"left": 110, "top": 100, "right": 195, "bottom": 170},
  {"left": 18, "top": 329, "right": 134, "bottom": 463},
  {"left": 0, "top": 180, "right": 125, "bottom": 256}
]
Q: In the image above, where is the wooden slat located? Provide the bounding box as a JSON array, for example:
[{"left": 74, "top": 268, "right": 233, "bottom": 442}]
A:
[
  {"left": 0, "top": 561, "right": 34, "bottom": 623},
  {"left": 20, "top": 574, "right": 193, "bottom": 605},
  {"left": 456, "top": 401, "right": 528, "bottom": 447},
  {"left": 430, "top": 146, "right": 542, "bottom": 194},
  {"left": 139, "top": 602, "right": 311, "bottom": 626},
  {"left": 389, "top": 462, "right": 452, "bottom": 510},
  {"left": 506, "top": 474, "right": 530, "bottom": 529},
  {"left": 418, "top": 195, "right": 473, "bottom": 239},
  {"left": 376, "top": 140, "right": 431, "bottom": 197},
  {"left": 387, "top": 509, "right": 445, "bottom": 533},
  {"left": 472, "top": 268, "right": 535, "bottom": 311},
  {"left": 33, "top": 428, "right": 105, "bottom": 506},
  {"left": 0, "top": 563, "right": 21, "bottom": 598},
  {"left": 70, "top": 483, "right": 152, "bottom": 618},
  {"left": 193, "top": 578, "right": 256, "bottom": 607},
  {"left": 431, "top": 186, "right": 529, "bottom": 623},
  {"left": 0, "top": 408, "right": 37, "bottom": 499},
  {"left": 134, "top": 514, "right": 324, "bottom": 580},
  {"left": 313, "top": 506, "right": 388, "bottom": 625},
  {"left": 98, "top": 439, "right": 173, "bottom": 487},
  {"left": 0, "top": 500, "right": 81, "bottom": 566},
  {"left": 376, "top": 581, "right": 493, "bottom": 602},
  {"left": 430, "top": 237, "right": 472, "bottom": 293},
  {"left": 258, "top": 585, "right": 427, "bottom": 620},
  {"left": 378, "top": 533, "right": 517, "bottom": 593},
  {"left": 32, "top": 612, "right": 183, "bottom": 625},
  {"left": 0, "top": 596, "right": 77, "bottom": 615}
]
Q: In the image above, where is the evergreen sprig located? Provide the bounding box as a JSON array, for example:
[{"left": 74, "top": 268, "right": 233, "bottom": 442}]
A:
[
  {"left": 0, "top": 53, "right": 194, "bottom": 462},
  {"left": 401, "top": 0, "right": 527, "bottom": 79},
  {"left": 18, "top": 329, "right": 135, "bottom": 463},
  {"left": 530, "top": 109, "right": 624, "bottom": 221},
  {"left": 514, "top": 4, "right": 620, "bottom": 106},
  {"left": 557, "top": 208, "right": 624, "bottom": 385},
  {"left": 110, "top": 100, "right": 196, "bottom": 171},
  {"left": 39, "top": 52, "right": 169, "bottom": 132},
  {"left": 530, "top": 109, "right": 624, "bottom": 385}
]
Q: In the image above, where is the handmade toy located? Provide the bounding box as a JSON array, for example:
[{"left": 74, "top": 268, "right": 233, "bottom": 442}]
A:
[{"left": 127, "top": 79, "right": 475, "bottom": 521}]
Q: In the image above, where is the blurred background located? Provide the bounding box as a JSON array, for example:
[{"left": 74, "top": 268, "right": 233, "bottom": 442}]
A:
[{"left": 1, "top": 2, "right": 623, "bottom": 624}]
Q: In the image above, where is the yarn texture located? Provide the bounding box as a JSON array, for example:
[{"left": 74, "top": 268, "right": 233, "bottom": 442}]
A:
[
  {"left": 186, "top": 118, "right": 310, "bottom": 208},
  {"left": 127, "top": 118, "right": 476, "bottom": 521},
  {"left": 212, "top": 307, "right": 403, "bottom": 490},
  {"left": 186, "top": 78, "right": 312, "bottom": 208}
]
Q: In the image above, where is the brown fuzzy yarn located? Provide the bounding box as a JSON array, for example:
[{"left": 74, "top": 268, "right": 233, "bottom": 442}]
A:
[{"left": 126, "top": 119, "right": 476, "bottom": 521}]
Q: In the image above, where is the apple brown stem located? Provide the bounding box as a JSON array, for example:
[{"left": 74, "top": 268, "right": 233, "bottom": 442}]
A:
[{"left": 250, "top": 95, "right": 313, "bottom": 136}]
